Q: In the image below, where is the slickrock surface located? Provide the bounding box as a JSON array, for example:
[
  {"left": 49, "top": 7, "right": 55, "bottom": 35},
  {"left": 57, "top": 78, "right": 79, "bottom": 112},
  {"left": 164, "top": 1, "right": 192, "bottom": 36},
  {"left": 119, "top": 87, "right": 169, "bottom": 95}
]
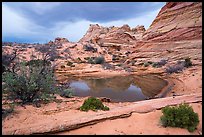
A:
[
  {"left": 143, "top": 2, "right": 202, "bottom": 42},
  {"left": 79, "top": 24, "right": 145, "bottom": 45},
  {"left": 58, "top": 102, "right": 202, "bottom": 135},
  {"left": 2, "top": 93, "right": 202, "bottom": 135}
]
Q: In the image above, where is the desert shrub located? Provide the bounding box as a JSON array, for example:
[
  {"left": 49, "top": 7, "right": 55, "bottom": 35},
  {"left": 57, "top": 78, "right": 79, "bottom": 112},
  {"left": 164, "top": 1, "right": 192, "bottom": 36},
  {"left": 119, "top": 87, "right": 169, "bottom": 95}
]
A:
[
  {"left": 112, "top": 55, "right": 120, "bottom": 61},
  {"left": 61, "top": 65, "right": 65, "bottom": 69},
  {"left": 177, "top": 60, "right": 185, "bottom": 65},
  {"left": 76, "top": 57, "right": 85, "bottom": 63},
  {"left": 152, "top": 62, "right": 158, "bottom": 68},
  {"left": 138, "top": 62, "right": 144, "bottom": 66},
  {"left": 184, "top": 57, "right": 192, "bottom": 68},
  {"left": 108, "top": 51, "right": 112, "bottom": 54},
  {"left": 64, "top": 48, "right": 71, "bottom": 53},
  {"left": 2, "top": 60, "right": 57, "bottom": 104},
  {"left": 83, "top": 45, "right": 97, "bottom": 52},
  {"left": 87, "top": 57, "right": 96, "bottom": 64},
  {"left": 143, "top": 62, "right": 150, "bottom": 67},
  {"left": 77, "top": 57, "right": 82, "bottom": 61},
  {"left": 166, "top": 49, "right": 172, "bottom": 53},
  {"left": 84, "top": 57, "right": 90, "bottom": 60},
  {"left": 115, "top": 63, "right": 122, "bottom": 67},
  {"left": 67, "top": 61, "right": 73, "bottom": 66},
  {"left": 2, "top": 49, "right": 18, "bottom": 73},
  {"left": 2, "top": 103, "right": 15, "bottom": 119},
  {"left": 26, "top": 59, "right": 51, "bottom": 67},
  {"left": 60, "top": 88, "right": 73, "bottom": 98},
  {"left": 158, "top": 59, "right": 168, "bottom": 66},
  {"left": 80, "top": 97, "right": 109, "bottom": 112},
  {"left": 124, "top": 67, "right": 133, "bottom": 72},
  {"left": 131, "top": 60, "right": 136, "bottom": 66},
  {"left": 87, "top": 56, "right": 105, "bottom": 64},
  {"left": 147, "top": 61, "right": 153, "bottom": 64},
  {"left": 102, "top": 63, "right": 115, "bottom": 70},
  {"left": 152, "top": 59, "right": 167, "bottom": 68},
  {"left": 166, "top": 64, "right": 184, "bottom": 74},
  {"left": 125, "top": 51, "right": 131, "bottom": 55},
  {"left": 35, "top": 43, "right": 59, "bottom": 62},
  {"left": 160, "top": 103, "right": 199, "bottom": 132},
  {"left": 94, "top": 56, "right": 105, "bottom": 64}
]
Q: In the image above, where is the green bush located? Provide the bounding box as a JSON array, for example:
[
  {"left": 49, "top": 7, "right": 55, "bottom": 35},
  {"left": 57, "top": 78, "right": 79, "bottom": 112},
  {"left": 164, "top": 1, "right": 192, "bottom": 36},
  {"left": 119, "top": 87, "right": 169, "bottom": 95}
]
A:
[
  {"left": 131, "top": 60, "right": 136, "bottom": 66},
  {"left": 87, "top": 57, "right": 96, "bottom": 64},
  {"left": 143, "top": 62, "right": 150, "bottom": 67},
  {"left": 60, "top": 89, "right": 73, "bottom": 98},
  {"left": 138, "top": 62, "right": 144, "bottom": 66},
  {"left": 76, "top": 57, "right": 83, "bottom": 63},
  {"left": 67, "top": 61, "right": 73, "bottom": 66},
  {"left": 2, "top": 59, "right": 57, "bottom": 104},
  {"left": 80, "top": 97, "right": 109, "bottom": 112},
  {"left": 84, "top": 57, "right": 90, "bottom": 60},
  {"left": 2, "top": 103, "right": 15, "bottom": 119},
  {"left": 26, "top": 59, "right": 51, "bottom": 67},
  {"left": 112, "top": 55, "right": 120, "bottom": 61},
  {"left": 147, "top": 61, "right": 153, "bottom": 64},
  {"left": 160, "top": 103, "right": 199, "bottom": 132},
  {"left": 61, "top": 65, "right": 65, "bottom": 68},
  {"left": 152, "top": 59, "right": 167, "bottom": 68},
  {"left": 184, "top": 57, "right": 192, "bottom": 68},
  {"left": 166, "top": 64, "right": 184, "bottom": 74},
  {"left": 152, "top": 62, "right": 158, "bottom": 68},
  {"left": 87, "top": 56, "right": 105, "bottom": 64},
  {"left": 94, "top": 56, "right": 105, "bottom": 64},
  {"left": 115, "top": 64, "right": 122, "bottom": 67}
]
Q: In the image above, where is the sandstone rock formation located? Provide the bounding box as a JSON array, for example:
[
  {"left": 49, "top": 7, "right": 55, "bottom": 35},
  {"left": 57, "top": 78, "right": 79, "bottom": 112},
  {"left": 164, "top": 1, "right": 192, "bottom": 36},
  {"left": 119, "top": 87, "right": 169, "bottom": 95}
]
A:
[
  {"left": 48, "top": 37, "right": 69, "bottom": 45},
  {"left": 79, "top": 24, "right": 146, "bottom": 46},
  {"left": 142, "top": 2, "right": 202, "bottom": 42}
]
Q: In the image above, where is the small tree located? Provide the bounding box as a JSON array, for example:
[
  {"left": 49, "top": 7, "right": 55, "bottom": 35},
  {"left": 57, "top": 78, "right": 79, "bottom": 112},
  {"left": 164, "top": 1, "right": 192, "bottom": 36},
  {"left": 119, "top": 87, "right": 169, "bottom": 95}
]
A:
[
  {"left": 35, "top": 43, "right": 60, "bottom": 62},
  {"left": 2, "top": 59, "right": 57, "bottom": 104},
  {"left": 2, "top": 49, "right": 19, "bottom": 73}
]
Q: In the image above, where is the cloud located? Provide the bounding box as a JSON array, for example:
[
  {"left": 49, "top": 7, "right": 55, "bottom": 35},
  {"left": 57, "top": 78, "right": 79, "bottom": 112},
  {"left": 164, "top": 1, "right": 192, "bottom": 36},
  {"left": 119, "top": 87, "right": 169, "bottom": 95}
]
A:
[
  {"left": 29, "top": 2, "right": 62, "bottom": 15},
  {"left": 3, "top": 2, "right": 165, "bottom": 27},
  {"left": 100, "top": 8, "right": 161, "bottom": 29},
  {"left": 2, "top": 2, "right": 165, "bottom": 43},
  {"left": 2, "top": 3, "right": 48, "bottom": 42},
  {"left": 51, "top": 20, "right": 94, "bottom": 42}
]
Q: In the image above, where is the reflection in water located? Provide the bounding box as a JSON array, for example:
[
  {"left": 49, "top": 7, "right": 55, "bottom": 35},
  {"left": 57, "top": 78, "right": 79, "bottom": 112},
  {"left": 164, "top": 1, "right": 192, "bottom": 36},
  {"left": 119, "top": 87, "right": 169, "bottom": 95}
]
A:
[{"left": 67, "top": 75, "right": 167, "bottom": 102}]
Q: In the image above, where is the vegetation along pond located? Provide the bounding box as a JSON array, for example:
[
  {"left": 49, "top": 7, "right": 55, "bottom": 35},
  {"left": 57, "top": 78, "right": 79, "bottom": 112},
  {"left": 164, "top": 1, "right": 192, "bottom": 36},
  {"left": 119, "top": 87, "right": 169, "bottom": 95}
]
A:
[{"left": 59, "top": 75, "right": 168, "bottom": 102}]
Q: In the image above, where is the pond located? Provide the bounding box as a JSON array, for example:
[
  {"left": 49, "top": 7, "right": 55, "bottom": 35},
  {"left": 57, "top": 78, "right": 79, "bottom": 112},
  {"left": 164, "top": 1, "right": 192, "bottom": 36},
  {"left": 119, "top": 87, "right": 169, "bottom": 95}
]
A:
[{"left": 60, "top": 75, "right": 168, "bottom": 102}]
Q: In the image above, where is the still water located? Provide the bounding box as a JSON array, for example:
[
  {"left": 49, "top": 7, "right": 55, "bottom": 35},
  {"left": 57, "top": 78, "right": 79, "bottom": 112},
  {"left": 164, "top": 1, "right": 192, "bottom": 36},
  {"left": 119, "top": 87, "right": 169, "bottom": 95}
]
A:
[{"left": 61, "top": 75, "right": 167, "bottom": 102}]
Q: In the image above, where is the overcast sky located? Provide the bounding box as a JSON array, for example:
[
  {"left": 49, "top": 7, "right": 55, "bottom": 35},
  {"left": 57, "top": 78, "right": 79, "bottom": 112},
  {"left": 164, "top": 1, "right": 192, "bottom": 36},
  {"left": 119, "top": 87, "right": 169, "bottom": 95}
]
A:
[{"left": 2, "top": 2, "right": 165, "bottom": 43}]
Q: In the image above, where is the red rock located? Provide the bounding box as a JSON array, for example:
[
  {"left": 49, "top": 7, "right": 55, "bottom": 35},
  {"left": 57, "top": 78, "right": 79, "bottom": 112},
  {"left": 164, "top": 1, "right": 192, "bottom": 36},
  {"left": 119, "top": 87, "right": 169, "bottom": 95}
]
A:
[
  {"left": 54, "top": 37, "right": 69, "bottom": 43},
  {"left": 79, "top": 24, "right": 145, "bottom": 46},
  {"left": 143, "top": 2, "right": 202, "bottom": 42}
]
